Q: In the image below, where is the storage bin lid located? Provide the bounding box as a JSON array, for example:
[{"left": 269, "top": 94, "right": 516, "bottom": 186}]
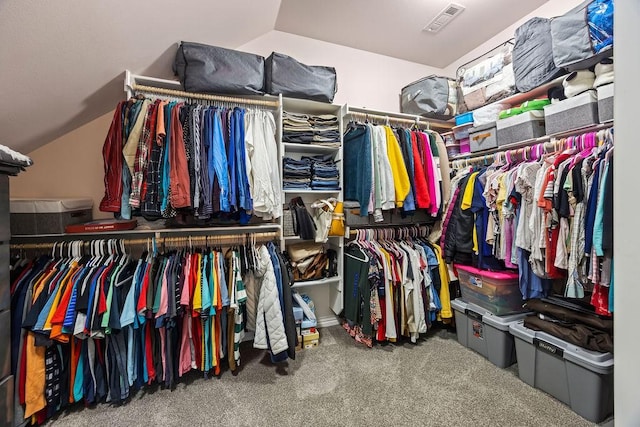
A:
[
  {"left": 10, "top": 198, "right": 94, "bottom": 213},
  {"left": 597, "top": 82, "right": 614, "bottom": 99},
  {"left": 496, "top": 110, "right": 545, "bottom": 130},
  {"left": 544, "top": 90, "right": 598, "bottom": 115},
  {"left": 452, "top": 123, "right": 473, "bottom": 131},
  {"left": 454, "top": 264, "right": 519, "bottom": 281},
  {"left": 509, "top": 320, "right": 614, "bottom": 373},
  {"left": 452, "top": 298, "right": 528, "bottom": 331},
  {"left": 469, "top": 121, "right": 496, "bottom": 133}
]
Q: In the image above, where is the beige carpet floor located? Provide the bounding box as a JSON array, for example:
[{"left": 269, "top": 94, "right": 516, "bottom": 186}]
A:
[{"left": 45, "top": 325, "right": 601, "bottom": 427}]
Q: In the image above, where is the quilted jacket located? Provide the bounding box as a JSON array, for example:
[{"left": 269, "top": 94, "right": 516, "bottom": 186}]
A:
[{"left": 253, "top": 246, "right": 288, "bottom": 354}]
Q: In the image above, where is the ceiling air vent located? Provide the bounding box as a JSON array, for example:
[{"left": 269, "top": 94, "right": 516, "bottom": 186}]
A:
[{"left": 423, "top": 3, "right": 465, "bottom": 33}]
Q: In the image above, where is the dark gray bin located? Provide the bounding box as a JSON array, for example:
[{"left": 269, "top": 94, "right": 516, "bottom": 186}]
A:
[
  {"left": 0, "top": 376, "right": 13, "bottom": 427},
  {"left": 510, "top": 320, "right": 614, "bottom": 423},
  {"left": 469, "top": 122, "right": 498, "bottom": 153},
  {"left": 10, "top": 198, "right": 93, "bottom": 235},
  {"left": 451, "top": 299, "right": 528, "bottom": 368},
  {"left": 597, "top": 83, "right": 614, "bottom": 123},
  {"left": 544, "top": 90, "right": 599, "bottom": 135},
  {"left": 497, "top": 111, "right": 546, "bottom": 146},
  {"left": 0, "top": 310, "right": 9, "bottom": 379}
]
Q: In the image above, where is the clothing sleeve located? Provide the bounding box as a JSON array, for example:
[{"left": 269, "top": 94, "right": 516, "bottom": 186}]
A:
[{"left": 384, "top": 127, "right": 411, "bottom": 207}]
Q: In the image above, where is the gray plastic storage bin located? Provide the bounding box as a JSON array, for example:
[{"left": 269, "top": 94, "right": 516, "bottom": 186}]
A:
[
  {"left": 469, "top": 122, "right": 498, "bottom": 153},
  {"left": 597, "top": 83, "right": 614, "bottom": 123},
  {"left": 10, "top": 198, "right": 93, "bottom": 235},
  {"left": 544, "top": 90, "right": 599, "bottom": 135},
  {"left": 497, "top": 111, "right": 546, "bottom": 146},
  {"left": 509, "top": 320, "right": 614, "bottom": 423},
  {"left": 451, "top": 299, "right": 528, "bottom": 368}
]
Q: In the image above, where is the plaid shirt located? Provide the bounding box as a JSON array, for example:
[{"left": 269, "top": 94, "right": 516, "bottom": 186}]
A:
[{"left": 130, "top": 100, "right": 159, "bottom": 208}]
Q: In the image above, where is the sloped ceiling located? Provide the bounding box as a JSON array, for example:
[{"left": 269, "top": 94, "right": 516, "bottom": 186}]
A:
[
  {"left": 0, "top": 0, "right": 281, "bottom": 154},
  {"left": 1, "top": 0, "right": 548, "bottom": 154},
  {"left": 275, "top": 0, "right": 549, "bottom": 67}
]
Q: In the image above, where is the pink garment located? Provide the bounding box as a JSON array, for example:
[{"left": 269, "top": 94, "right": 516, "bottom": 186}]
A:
[
  {"left": 156, "top": 263, "right": 170, "bottom": 318},
  {"left": 503, "top": 217, "right": 518, "bottom": 269},
  {"left": 179, "top": 255, "right": 192, "bottom": 306},
  {"left": 179, "top": 313, "right": 193, "bottom": 376},
  {"left": 420, "top": 133, "right": 439, "bottom": 216}
]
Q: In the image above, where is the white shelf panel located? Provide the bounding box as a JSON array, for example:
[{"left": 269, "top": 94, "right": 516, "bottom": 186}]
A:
[
  {"left": 283, "top": 189, "right": 341, "bottom": 194},
  {"left": 11, "top": 223, "right": 281, "bottom": 241},
  {"left": 291, "top": 276, "right": 340, "bottom": 289},
  {"left": 283, "top": 142, "right": 340, "bottom": 154},
  {"left": 284, "top": 235, "right": 341, "bottom": 242},
  {"left": 282, "top": 98, "right": 342, "bottom": 115}
]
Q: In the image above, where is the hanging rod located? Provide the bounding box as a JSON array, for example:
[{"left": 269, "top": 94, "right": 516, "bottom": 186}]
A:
[
  {"left": 348, "top": 224, "right": 429, "bottom": 239},
  {"left": 130, "top": 84, "right": 280, "bottom": 108},
  {"left": 450, "top": 122, "right": 614, "bottom": 164},
  {"left": 10, "top": 231, "right": 278, "bottom": 251},
  {"left": 345, "top": 105, "right": 454, "bottom": 130},
  {"left": 347, "top": 110, "right": 418, "bottom": 126},
  {"left": 451, "top": 123, "right": 613, "bottom": 168}
]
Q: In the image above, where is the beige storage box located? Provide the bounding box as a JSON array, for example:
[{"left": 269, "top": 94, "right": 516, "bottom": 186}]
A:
[{"left": 10, "top": 198, "right": 93, "bottom": 235}]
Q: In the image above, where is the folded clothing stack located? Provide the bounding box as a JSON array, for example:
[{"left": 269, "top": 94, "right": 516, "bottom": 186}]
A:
[
  {"left": 308, "top": 154, "right": 340, "bottom": 190},
  {"left": 283, "top": 157, "right": 312, "bottom": 190},
  {"left": 283, "top": 112, "right": 340, "bottom": 146}
]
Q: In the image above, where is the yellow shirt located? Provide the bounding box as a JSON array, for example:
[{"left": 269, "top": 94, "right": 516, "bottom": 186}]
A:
[
  {"left": 432, "top": 244, "right": 453, "bottom": 321},
  {"left": 384, "top": 126, "right": 411, "bottom": 207},
  {"left": 461, "top": 172, "right": 478, "bottom": 210},
  {"left": 193, "top": 254, "right": 202, "bottom": 312}
]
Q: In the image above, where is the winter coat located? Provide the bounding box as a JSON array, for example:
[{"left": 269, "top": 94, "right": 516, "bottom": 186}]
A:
[{"left": 253, "top": 246, "right": 288, "bottom": 355}]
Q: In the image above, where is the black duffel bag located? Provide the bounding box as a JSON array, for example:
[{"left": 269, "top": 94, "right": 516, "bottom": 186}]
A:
[
  {"left": 265, "top": 52, "right": 337, "bottom": 103},
  {"left": 173, "top": 41, "right": 265, "bottom": 95}
]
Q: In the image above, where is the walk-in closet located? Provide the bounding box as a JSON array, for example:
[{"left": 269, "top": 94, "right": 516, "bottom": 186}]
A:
[{"left": 1, "top": 0, "right": 636, "bottom": 425}]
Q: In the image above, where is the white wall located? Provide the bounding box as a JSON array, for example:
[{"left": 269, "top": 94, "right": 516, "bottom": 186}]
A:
[
  {"left": 239, "top": 30, "right": 443, "bottom": 113},
  {"left": 442, "top": 0, "right": 585, "bottom": 77},
  {"left": 614, "top": 1, "right": 640, "bottom": 424}
]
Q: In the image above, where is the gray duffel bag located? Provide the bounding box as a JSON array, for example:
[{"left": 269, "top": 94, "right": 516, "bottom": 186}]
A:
[
  {"left": 550, "top": 0, "right": 614, "bottom": 71},
  {"left": 400, "top": 75, "right": 458, "bottom": 119},
  {"left": 513, "top": 17, "right": 566, "bottom": 93},
  {"left": 173, "top": 41, "right": 265, "bottom": 95},
  {"left": 265, "top": 52, "right": 337, "bottom": 103}
]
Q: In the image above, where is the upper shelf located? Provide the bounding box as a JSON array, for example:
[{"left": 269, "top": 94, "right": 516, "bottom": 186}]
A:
[
  {"left": 11, "top": 223, "right": 282, "bottom": 242},
  {"left": 124, "top": 70, "right": 280, "bottom": 107},
  {"left": 474, "top": 75, "right": 566, "bottom": 111},
  {"left": 282, "top": 97, "right": 343, "bottom": 116}
]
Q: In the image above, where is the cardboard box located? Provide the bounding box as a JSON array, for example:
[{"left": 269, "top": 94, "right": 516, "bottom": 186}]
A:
[{"left": 302, "top": 328, "right": 320, "bottom": 349}]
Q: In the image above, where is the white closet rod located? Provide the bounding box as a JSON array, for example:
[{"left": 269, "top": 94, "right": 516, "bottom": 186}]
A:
[
  {"left": 451, "top": 123, "right": 613, "bottom": 168},
  {"left": 131, "top": 84, "right": 280, "bottom": 108}
]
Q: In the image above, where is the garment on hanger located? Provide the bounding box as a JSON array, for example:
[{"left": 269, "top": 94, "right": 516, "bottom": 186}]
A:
[
  {"left": 10, "top": 238, "right": 295, "bottom": 425},
  {"left": 100, "top": 97, "right": 282, "bottom": 224},
  {"left": 343, "top": 121, "right": 448, "bottom": 220},
  {"left": 342, "top": 227, "right": 453, "bottom": 347},
  {"left": 444, "top": 129, "right": 614, "bottom": 316}
]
